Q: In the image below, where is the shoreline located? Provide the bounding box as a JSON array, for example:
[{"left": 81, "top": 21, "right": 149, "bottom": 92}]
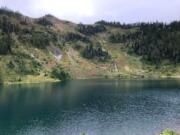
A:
[
  {"left": 1, "top": 80, "right": 60, "bottom": 86},
  {"left": 1, "top": 75, "right": 180, "bottom": 85}
]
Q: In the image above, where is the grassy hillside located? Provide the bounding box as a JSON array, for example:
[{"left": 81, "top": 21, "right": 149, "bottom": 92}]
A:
[{"left": 0, "top": 8, "right": 180, "bottom": 84}]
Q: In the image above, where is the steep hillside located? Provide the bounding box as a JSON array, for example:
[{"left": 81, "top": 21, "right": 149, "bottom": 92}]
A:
[{"left": 0, "top": 8, "right": 180, "bottom": 84}]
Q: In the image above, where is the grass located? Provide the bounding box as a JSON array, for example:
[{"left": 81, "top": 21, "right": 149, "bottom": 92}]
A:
[
  {"left": 0, "top": 12, "right": 180, "bottom": 84},
  {"left": 61, "top": 42, "right": 180, "bottom": 80},
  {"left": 4, "top": 75, "right": 60, "bottom": 85},
  {"left": 1, "top": 38, "right": 180, "bottom": 84},
  {"left": 0, "top": 44, "right": 61, "bottom": 84}
]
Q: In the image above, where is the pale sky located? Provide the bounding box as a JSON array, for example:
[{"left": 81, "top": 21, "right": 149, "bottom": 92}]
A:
[{"left": 0, "top": 0, "right": 180, "bottom": 24}]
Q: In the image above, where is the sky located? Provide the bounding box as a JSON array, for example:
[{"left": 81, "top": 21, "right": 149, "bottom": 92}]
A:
[{"left": 0, "top": 0, "right": 180, "bottom": 24}]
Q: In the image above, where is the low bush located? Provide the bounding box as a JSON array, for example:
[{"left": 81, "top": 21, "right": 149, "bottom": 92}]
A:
[
  {"left": 51, "top": 67, "right": 70, "bottom": 81},
  {"left": 83, "top": 43, "right": 111, "bottom": 61}
]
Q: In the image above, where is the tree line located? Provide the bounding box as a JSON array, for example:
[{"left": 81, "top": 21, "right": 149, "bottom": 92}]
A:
[
  {"left": 83, "top": 43, "right": 111, "bottom": 61},
  {"left": 133, "top": 22, "right": 180, "bottom": 64},
  {"left": 96, "top": 20, "right": 140, "bottom": 29},
  {"left": 0, "top": 14, "right": 19, "bottom": 54},
  {"left": 108, "top": 21, "right": 180, "bottom": 64},
  {"left": 76, "top": 23, "right": 106, "bottom": 36}
]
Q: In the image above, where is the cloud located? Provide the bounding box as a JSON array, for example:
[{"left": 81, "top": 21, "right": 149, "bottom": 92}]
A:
[
  {"left": 32, "top": 0, "right": 95, "bottom": 17},
  {"left": 90, "top": 0, "right": 180, "bottom": 23},
  {"left": 0, "top": 0, "right": 180, "bottom": 23},
  {"left": 0, "top": 0, "right": 95, "bottom": 17}
]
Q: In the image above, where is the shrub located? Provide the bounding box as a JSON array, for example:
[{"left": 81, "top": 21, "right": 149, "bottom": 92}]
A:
[
  {"left": 51, "top": 67, "right": 70, "bottom": 81},
  {"left": 160, "top": 129, "right": 179, "bottom": 135},
  {"left": 31, "top": 32, "right": 55, "bottom": 48},
  {"left": 77, "top": 23, "right": 106, "bottom": 36},
  {"left": 83, "top": 43, "right": 111, "bottom": 61},
  {"left": 0, "top": 34, "right": 14, "bottom": 54},
  {"left": 36, "top": 17, "right": 53, "bottom": 26},
  {"left": 65, "top": 32, "right": 90, "bottom": 43},
  {"left": 0, "top": 70, "right": 4, "bottom": 84},
  {"left": 0, "top": 15, "right": 20, "bottom": 33}
]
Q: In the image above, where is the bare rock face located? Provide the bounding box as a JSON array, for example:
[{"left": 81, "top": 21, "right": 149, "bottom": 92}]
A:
[{"left": 47, "top": 45, "right": 62, "bottom": 62}]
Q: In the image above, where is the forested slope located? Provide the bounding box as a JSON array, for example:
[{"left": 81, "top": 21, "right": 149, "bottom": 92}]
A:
[{"left": 0, "top": 8, "right": 180, "bottom": 84}]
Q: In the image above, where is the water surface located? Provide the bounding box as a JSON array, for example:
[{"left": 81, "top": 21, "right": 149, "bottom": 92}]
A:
[{"left": 0, "top": 79, "right": 180, "bottom": 135}]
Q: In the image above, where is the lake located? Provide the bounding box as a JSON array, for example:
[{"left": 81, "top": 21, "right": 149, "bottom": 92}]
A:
[{"left": 0, "top": 79, "right": 180, "bottom": 135}]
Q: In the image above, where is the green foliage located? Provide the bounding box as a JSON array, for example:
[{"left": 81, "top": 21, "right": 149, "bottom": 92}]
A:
[
  {"left": 109, "top": 30, "right": 139, "bottom": 43},
  {"left": 0, "top": 8, "right": 180, "bottom": 82},
  {"left": 0, "top": 7, "right": 22, "bottom": 19},
  {"left": 83, "top": 43, "right": 111, "bottom": 61},
  {"left": 72, "top": 41, "right": 85, "bottom": 50},
  {"left": 0, "top": 71, "right": 4, "bottom": 84},
  {"left": 31, "top": 32, "right": 50, "bottom": 48},
  {"left": 7, "top": 55, "right": 42, "bottom": 75},
  {"left": 77, "top": 23, "right": 106, "bottom": 36},
  {"left": 65, "top": 32, "right": 90, "bottom": 43},
  {"left": 7, "top": 60, "right": 15, "bottom": 69},
  {"left": 131, "top": 22, "right": 180, "bottom": 64},
  {"left": 18, "top": 24, "right": 58, "bottom": 48},
  {"left": 0, "top": 34, "right": 14, "bottom": 54},
  {"left": 108, "top": 21, "right": 180, "bottom": 64},
  {"left": 37, "top": 17, "right": 53, "bottom": 26},
  {"left": 30, "top": 31, "right": 57, "bottom": 48},
  {"left": 0, "top": 15, "right": 20, "bottom": 33},
  {"left": 96, "top": 20, "right": 136, "bottom": 29},
  {"left": 109, "top": 33, "right": 124, "bottom": 43},
  {"left": 51, "top": 67, "right": 70, "bottom": 81},
  {"left": 160, "top": 129, "right": 179, "bottom": 135}
]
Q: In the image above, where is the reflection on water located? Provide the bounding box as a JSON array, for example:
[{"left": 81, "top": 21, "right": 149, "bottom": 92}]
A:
[{"left": 0, "top": 79, "right": 180, "bottom": 135}]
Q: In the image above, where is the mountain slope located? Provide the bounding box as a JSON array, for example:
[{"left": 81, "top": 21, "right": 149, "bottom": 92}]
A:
[{"left": 0, "top": 8, "right": 180, "bottom": 84}]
